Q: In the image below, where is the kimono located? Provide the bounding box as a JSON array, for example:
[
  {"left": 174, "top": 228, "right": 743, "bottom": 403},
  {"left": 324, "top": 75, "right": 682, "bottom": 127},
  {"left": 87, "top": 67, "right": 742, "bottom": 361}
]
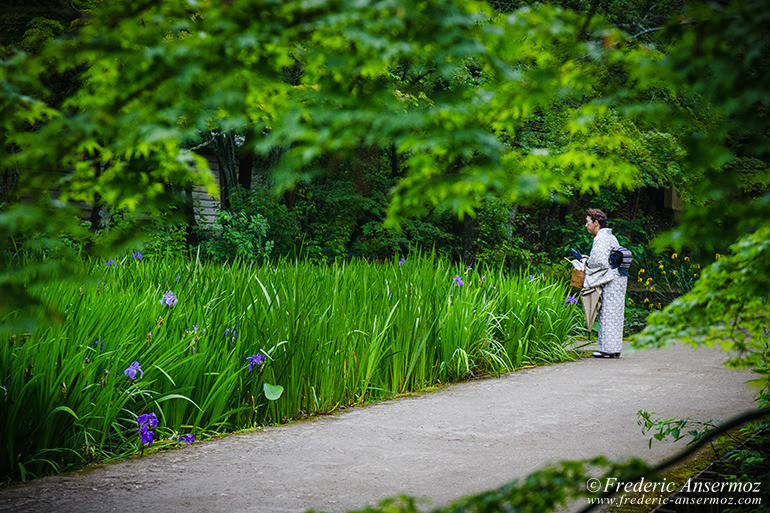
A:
[{"left": 584, "top": 228, "right": 627, "bottom": 354}]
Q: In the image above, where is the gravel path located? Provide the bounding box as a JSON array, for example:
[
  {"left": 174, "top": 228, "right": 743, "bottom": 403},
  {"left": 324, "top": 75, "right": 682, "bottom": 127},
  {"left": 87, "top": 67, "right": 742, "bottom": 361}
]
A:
[{"left": 0, "top": 343, "right": 755, "bottom": 513}]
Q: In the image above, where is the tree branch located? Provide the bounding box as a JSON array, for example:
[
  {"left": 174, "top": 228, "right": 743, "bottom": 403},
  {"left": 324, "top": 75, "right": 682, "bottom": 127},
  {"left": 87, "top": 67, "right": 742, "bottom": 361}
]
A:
[
  {"left": 578, "top": 407, "right": 770, "bottom": 513},
  {"left": 630, "top": 26, "right": 665, "bottom": 39},
  {"left": 409, "top": 69, "right": 435, "bottom": 86}
]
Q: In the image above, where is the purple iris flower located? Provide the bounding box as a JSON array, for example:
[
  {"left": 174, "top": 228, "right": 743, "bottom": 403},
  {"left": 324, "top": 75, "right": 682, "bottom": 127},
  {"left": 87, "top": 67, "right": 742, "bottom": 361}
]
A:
[
  {"left": 136, "top": 412, "right": 158, "bottom": 446},
  {"left": 124, "top": 361, "right": 143, "bottom": 380},
  {"left": 191, "top": 325, "right": 199, "bottom": 333},
  {"left": 137, "top": 426, "right": 154, "bottom": 445},
  {"left": 133, "top": 250, "right": 143, "bottom": 260},
  {"left": 179, "top": 434, "right": 195, "bottom": 444},
  {"left": 528, "top": 274, "right": 534, "bottom": 281},
  {"left": 453, "top": 275, "right": 464, "bottom": 287},
  {"left": 247, "top": 354, "right": 266, "bottom": 371},
  {"left": 105, "top": 259, "right": 118, "bottom": 267},
  {"left": 160, "top": 291, "right": 178, "bottom": 307},
  {"left": 564, "top": 295, "right": 578, "bottom": 305},
  {"left": 137, "top": 412, "right": 158, "bottom": 429},
  {"left": 399, "top": 257, "right": 405, "bottom": 267},
  {"left": 226, "top": 326, "right": 238, "bottom": 339}
]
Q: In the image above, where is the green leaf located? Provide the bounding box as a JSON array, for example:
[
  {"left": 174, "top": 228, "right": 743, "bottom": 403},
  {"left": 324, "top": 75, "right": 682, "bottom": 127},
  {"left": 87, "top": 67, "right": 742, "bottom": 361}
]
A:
[
  {"left": 155, "top": 394, "right": 202, "bottom": 411},
  {"left": 263, "top": 383, "right": 284, "bottom": 401},
  {"left": 49, "top": 406, "right": 80, "bottom": 422}
]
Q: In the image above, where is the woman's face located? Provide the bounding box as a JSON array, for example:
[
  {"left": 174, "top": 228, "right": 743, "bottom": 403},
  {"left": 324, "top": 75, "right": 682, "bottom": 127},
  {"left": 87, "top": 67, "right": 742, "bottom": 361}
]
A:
[{"left": 585, "top": 216, "right": 600, "bottom": 235}]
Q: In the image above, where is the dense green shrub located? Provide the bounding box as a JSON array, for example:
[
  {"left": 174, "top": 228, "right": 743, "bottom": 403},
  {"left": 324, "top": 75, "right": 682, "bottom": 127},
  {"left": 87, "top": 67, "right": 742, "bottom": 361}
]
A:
[
  {"left": 629, "top": 250, "right": 705, "bottom": 309},
  {"left": 623, "top": 305, "right": 650, "bottom": 337},
  {"left": 474, "top": 202, "right": 549, "bottom": 271},
  {"left": 143, "top": 219, "right": 188, "bottom": 259},
  {"left": 200, "top": 210, "right": 273, "bottom": 262},
  {"left": 548, "top": 215, "right": 595, "bottom": 260},
  {"left": 394, "top": 218, "right": 460, "bottom": 258},
  {"left": 228, "top": 186, "right": 300, "bottom": 258}
]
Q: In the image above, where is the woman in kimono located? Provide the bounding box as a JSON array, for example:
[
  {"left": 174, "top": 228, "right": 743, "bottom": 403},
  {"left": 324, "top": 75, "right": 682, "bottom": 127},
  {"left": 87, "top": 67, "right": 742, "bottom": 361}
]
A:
[{"left": 582, "top": 209, "right": 627, "bottom": 358}]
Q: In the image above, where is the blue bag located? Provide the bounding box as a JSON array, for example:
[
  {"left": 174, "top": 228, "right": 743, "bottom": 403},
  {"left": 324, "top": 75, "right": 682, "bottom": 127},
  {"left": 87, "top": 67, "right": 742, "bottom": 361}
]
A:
[{"left": 609, "top": 246, "right": 633, "bottom": 276}]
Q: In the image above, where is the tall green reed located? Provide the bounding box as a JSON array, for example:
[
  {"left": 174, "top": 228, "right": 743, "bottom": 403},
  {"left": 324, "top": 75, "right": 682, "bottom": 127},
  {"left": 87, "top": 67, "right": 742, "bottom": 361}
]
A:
[{"left": 0, "top": 254, "right": 580, "bottom": 482}]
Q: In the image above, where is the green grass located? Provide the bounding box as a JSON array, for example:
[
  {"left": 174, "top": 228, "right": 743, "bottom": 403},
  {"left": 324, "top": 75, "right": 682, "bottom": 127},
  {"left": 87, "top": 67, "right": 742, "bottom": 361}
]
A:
[{"left": 0, "top": 253, "right": 581, "bottom": 483}]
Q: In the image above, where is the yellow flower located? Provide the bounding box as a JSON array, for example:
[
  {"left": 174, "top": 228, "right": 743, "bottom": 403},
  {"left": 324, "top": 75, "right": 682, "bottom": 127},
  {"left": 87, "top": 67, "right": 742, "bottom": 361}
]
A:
[
  {"left": 638, "top": 277, "right": 643, "bottom": 282},
  {"left": 659, "top": 264, "right": 664, "bottom": 270},
  {"left": 650, "top": 286, "right": 656, "bottom": 291},
  {"left": 672, "top": 270, "right": 677, "bottom": 275},
  {"left": 645, "top": 278, "right": 652, "bottom": 285},
  {"left": 715, "top": 253, "right": 721, "bottom": 259},
  {"left": 643, "top": 298, "right": 649, "bottom": 303},
  {"left": 639, "top": 269, "right": 645, "bottom": 274},
  {"left": 684, "top": 256, "right": 690, "bottom": 261},
  {"left": 662, "top": 270, "right": 666, "bottom": 274},
  {"left": 695, "top": 264, "right": 700, "bottom": 269},
  {"left": 672, "top": 253, "right": 678, "bottom": 259},
  {"left": 657, "top": 303, "right": 662, "bottom": 309}
]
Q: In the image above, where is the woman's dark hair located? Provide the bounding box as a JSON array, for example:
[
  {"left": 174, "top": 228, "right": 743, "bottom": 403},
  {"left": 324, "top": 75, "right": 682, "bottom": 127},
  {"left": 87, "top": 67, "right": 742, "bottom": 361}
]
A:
[{"left": 586, "top": 208, "right": 608, "bottom": 228}]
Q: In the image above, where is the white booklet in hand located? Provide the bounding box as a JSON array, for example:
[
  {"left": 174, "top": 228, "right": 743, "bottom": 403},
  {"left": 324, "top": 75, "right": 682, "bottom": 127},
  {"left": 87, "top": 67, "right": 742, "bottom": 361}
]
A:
[{"left": 565, "top": 258, "right": 585, "bottom": 271}]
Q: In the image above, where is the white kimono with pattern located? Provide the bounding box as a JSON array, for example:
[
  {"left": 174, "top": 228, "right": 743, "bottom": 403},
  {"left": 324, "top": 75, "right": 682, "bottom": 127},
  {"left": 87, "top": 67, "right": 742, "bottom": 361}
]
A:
[{"left": 584, "top": 228, "right": 627, "bottom": 354}]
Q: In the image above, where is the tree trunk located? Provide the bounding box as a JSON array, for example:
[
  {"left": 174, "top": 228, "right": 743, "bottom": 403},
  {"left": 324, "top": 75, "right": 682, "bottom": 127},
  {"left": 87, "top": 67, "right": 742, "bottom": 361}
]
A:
[
  {"left": 213, "top": 131, "right": 238, "bottom": 210},
  {"left": 632, "top": 188, "right": 642, "bottom": 219},
  {"left": 89, "top": 163, "right": 103, "bottom": 232},
  {"left": 181, "top": 186, "right": 197, "bottom": 244},
  {"left": 0, "top": 169, "right": 19, "bottom": 204},
  {"left": 389, "top": 144, "right": 400, "bottom": 176},
  {"left": 505, "top": 205, "right": 519, "bottom": 243},
  {"left": 238, "top": 128, "right": 255, "bottom": 190},
  {"left": 542, "top": 198, "right": 559, "bottom": 246},
  {"left": 462, "top": 214, "right": 478, "bottom": 264}
]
